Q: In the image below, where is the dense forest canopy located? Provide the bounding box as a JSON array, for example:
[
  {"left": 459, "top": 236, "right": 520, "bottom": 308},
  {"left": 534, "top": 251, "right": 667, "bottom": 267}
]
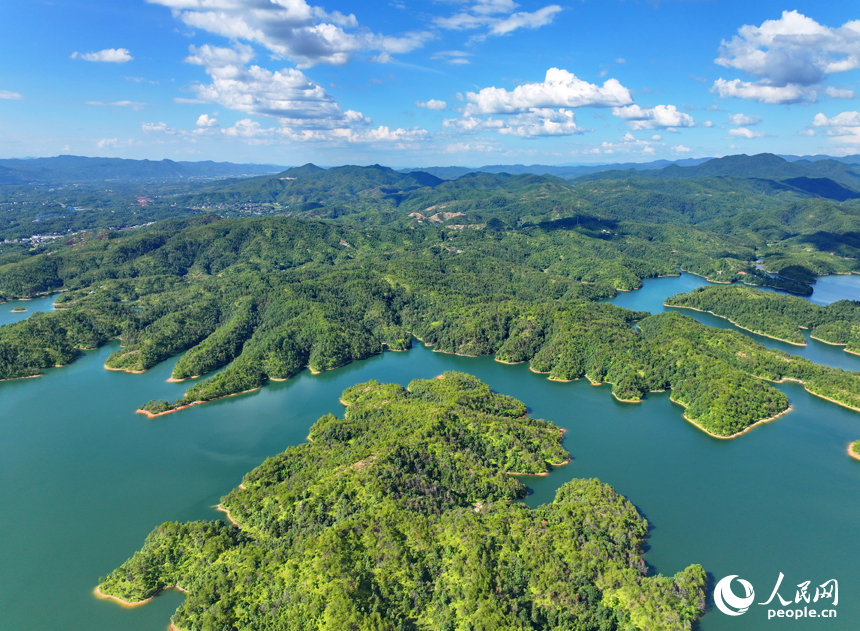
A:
[
  {"left": 666, "top": 285, "right": 860, "bottom": 351},
  {"left": 2, "top": 213, "right": 859, "bottom": 436},
  {"left": 98, "top": 374, "right": 707, "bottom": 631}
]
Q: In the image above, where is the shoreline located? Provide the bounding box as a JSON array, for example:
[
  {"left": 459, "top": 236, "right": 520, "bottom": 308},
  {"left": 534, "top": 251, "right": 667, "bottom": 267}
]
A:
[
  {"left": 0, "top": 373, "right": 42, "bottom": 382},
  {"left": 809, "top": 334, "right": 845, "bottom": 347},
  {"left": 848, "top": 444, "right": 860, "bottom": 462},
  {"left": 136, "top": 387, "right": 262, "bottom": 418},
  {"left": 670, "top": 395, "right": 792, "bottom": 439},
  {"left": 754, "top": 375, "right": 860, "bottom": 413},
  {"left": 215, "top": 504, "right": 240, "bottom": 527},
  {"left": 678, "top": 267, "right": 732, "bottom": 284},
  {"left": 612, "top": 392, "right": 642, "bottom": 403},
  {"left": 93, "top": 584, "right": 188, "bottom": 608},
  {"left": 104, "top": 364, "right": 147, "bottom": 374},
  {"left": 666, "top": 303, "right": 807, "bottom": 345}
]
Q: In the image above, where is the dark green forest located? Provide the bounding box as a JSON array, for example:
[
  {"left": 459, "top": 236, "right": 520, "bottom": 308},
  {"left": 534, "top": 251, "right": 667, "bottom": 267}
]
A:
[{"left": 99, "top": 375, "right": 706, "bottom": 631}]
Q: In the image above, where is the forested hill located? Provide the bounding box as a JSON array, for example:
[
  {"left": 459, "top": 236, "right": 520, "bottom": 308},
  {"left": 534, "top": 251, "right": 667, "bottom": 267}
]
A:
[
  {"left": 98, "top": 374, "right": 707, "bottom": 631},
  {"left": 3, "top": 214, "right": 860, "bottom": 436}
]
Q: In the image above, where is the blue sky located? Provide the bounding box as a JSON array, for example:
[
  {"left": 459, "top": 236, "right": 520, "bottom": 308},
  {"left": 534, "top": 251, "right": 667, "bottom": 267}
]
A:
[{"left": 2, "top": 0, "right": 859, "bottom": 166}]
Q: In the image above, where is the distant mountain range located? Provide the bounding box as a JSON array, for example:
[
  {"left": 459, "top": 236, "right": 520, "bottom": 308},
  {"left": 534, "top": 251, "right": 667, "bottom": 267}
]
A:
[
  {"left": 572, "top": 153, "right": 860, "bottom": 201},
  {"left": 3, "top": 154, "right": 860, "bottom": 201},
  {"left": 0, "top": 155, "right": 285, "bottom": 184}
]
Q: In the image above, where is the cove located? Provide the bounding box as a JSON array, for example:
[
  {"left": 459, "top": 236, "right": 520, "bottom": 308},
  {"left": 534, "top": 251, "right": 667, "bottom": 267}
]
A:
[
  {"left": 1, "top": 276, "right": 859, "bottom": 630},
  {"left": 608, "top": 272, "right": 860, "bottom": 372}
]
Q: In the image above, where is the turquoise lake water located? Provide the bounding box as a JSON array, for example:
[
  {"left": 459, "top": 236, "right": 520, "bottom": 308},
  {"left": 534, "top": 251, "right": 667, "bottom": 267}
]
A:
[{"left": 1, "top": 275, "right": 858, "bottom": 630}]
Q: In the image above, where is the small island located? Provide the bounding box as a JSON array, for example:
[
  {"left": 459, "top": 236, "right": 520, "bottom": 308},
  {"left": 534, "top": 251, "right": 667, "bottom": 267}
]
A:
[
  {"left": 849, "top": 440, "right": 860, "bottom": 461},
  {"left": 98, "top": 373, "right": 706, "bottom": 631},
  {"left": 10, "top": 307, "right": 26, "bottom": 313}
]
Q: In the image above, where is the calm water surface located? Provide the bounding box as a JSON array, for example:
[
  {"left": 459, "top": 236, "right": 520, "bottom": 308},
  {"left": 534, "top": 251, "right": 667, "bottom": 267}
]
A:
[
  {"left": 0, "top": 294, "right": 56, "bottom": 326},
  {"left": 1, "top": 276, "right": 859, "bottom": 631}
]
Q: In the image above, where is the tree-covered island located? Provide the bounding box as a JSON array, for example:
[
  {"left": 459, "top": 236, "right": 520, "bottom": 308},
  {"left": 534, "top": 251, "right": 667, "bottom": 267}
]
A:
[{"left": 97, "top": 374, "right": 707, "bottom": 631}]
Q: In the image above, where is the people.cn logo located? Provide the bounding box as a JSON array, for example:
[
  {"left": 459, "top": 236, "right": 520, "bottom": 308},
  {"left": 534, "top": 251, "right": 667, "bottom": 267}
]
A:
[{"left": 715, "top": 575, "right": 756, "bottom": 616}]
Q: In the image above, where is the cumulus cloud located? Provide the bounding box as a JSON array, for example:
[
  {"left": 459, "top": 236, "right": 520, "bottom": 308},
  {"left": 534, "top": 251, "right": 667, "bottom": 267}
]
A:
[
  {"left": 149, "top": 0, "right": 430, "bottom": 67},
  {"left": 96, "top": 138, "right": 135, "bottom": 148},
  {"left": 612, "top": 104, "right": 695, "bottom": 130},
  {"left": 184, "top": 44, "right": 347, "bottom": 125},
  {"left": 196, "top": 114, "right": 218, "bottom": 127},
  {"left": 71, "top": 48, "right": 133, "bottom": 63},
  {"left": 0, "top": 90, "right": 22, "bottom": 100},
  {"left": 728, "top": 127, "right": 764, "bottom": 138},
  {"left": 810, "top": 112, "right": 860, "bottom": 145},
  {"left": 728, "top": 113, "right": 761, "bottom": 126},
  {"left": 444, "top": 108, "right": 581, "bottom": 138},
  {"left": 672, "top": 145, "right": 692, "bottom": 153},
  {"left": 434, "top": 0, "right": 561, "bottom": 40},
  {"left": 464, "top": 68, "right": 632, "bottom": 115},
  {"left": 416, "top": 99, "right": 447, "bottom": 110},
  {"left": 812, "top": 111, "right": 860, "bottom": 128},
  {"left": 712, "top": 11, "right": 860, "bottom": 104}
]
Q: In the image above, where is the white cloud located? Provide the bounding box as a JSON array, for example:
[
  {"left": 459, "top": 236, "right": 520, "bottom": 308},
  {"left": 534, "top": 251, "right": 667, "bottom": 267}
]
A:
[
  {"left": 184, "top": 44, "right": 346, "bottom": 125},
  {"left": 416, "top": 99, "right": 447, "bottom": 110},
  {"left": 812, "top": 111, "right": 860, "bottom": 127},
  {"left": 0, "top": 90, "right": 22, "bottom": 100},
  {"left": 498, "top": 108, "right": 580, "bottom": 137},
  {"left": 713, "top": 11, "right": 860, "bottom": 104},
  {"left": 612, "top": 104, "right": 695, "bottom": 130},
  {"left": 728, "top": 127, "right": 764, "bottom": 138},
  {"left": 149, "top": 0, "right": 430, "bottom": 68},
  {"left": 595, "top": 132, "right": 662, "bottom": 155},
  {"left": 434, "top": 1, "right": 561, "bottom": 40},
  {"left": 443, "top": 141, "right": 501, "bottom": 154},
  {"left": 672, "top": 145, "right": 692, "bottom": 153},
  {"left": 811, "top": 111, "right": 860, "bottom": 144},
  {"left": 444, "top": 108, "right": 582, "bottom": 138},
  {"left": 489, "top": 5, "right": 562, "bottom": 36},
  {"left": 71, "top": 48, "right": 133, "bottom": 63},
  {"left": 464, "top": 68, "right": 632, "bottom": 116},
  {"left": 431, "top": 50, "right": 471, "bottom": 65},
  {"left": 196, "top": 114, "right": 218, "bottom": 127},
  {"left": 825, "top": 86, "right": 857, "bottom": 99},
  {"left": 86, "top": 100, "right": 146, "bottom": 110},
  {"left": 711, "top": 78, "right": 810, "bottom": 104},
  {"left": 797, "top": 129, "right": 815, "bottom": 136},
  {"left": 142, "top": 122, "right": 170, "bottom": 133},
  {"left": 727, "top": 113, "right": 761, "bottom": 126},
  {"left": 97, "top": 138, "right": 134, "bottom": 148},
  {"left": 702, "top": 120, "right": 714, "bottom": 127}
]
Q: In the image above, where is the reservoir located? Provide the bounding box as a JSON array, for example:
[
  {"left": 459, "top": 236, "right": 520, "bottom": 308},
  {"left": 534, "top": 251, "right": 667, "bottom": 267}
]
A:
[{"left": 1, "top": 274, "right": 858, "bottom": 630}]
